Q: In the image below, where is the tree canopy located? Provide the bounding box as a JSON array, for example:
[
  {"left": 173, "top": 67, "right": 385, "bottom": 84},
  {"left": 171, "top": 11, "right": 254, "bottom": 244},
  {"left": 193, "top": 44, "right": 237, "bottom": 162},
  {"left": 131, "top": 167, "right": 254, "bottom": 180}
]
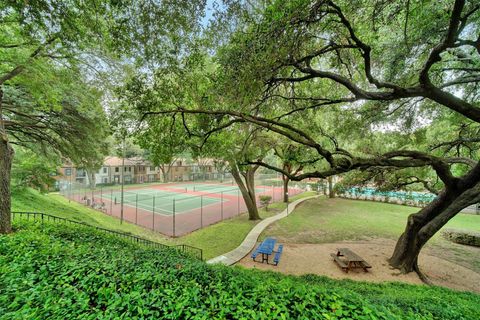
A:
[
  {"left": 0, "top": 0, "right": 207, "bottom": 233},
  {"left": 121, "top": 0, "right": 480, "bottom": 275},
  {"left": 1, "top": 0, "right": 479, "bottom": 277}
]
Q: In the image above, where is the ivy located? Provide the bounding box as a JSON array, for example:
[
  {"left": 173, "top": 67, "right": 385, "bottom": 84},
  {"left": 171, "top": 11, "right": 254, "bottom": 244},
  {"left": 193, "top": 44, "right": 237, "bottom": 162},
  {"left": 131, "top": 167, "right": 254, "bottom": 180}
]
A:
[{"left": 1, "top": 222, "right": 478, "bottom": 319}]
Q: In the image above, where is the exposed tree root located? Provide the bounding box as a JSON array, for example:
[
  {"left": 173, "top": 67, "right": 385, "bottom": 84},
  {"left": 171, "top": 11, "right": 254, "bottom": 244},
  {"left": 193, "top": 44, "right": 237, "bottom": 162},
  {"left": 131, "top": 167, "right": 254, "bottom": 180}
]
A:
[{"left": 414, "top": 258, "right": 434, "bottom": 285}]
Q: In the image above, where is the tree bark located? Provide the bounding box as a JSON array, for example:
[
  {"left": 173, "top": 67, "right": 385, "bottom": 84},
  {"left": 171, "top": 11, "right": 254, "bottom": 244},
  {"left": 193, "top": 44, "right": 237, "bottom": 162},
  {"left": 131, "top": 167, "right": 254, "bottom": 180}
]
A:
[
  {"left": 282, "top": 174, "right": 289, "bottom": 203},
  {"left": 328, "top": 176, "right": 335, "bottom": 198},
  {"left": 231, "top": 163, "right": 260, "bottom": 220},
  {"left": 389, "top": 177, "right": 480, "bottom": 273},
  {"left": 160, "top": 165, "right": 169, "bottom": 182},
  {"left": 87, "top": 170, "right": 96, "bottom": 189},
  {"left": 0, "top": 134, "right": 14, "bottom": 234}
]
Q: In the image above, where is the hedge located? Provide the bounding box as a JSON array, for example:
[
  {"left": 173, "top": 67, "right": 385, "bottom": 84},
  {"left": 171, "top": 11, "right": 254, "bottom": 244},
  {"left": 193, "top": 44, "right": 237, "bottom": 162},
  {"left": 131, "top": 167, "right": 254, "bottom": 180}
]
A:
[
  {"left": 442, "top": 228, "right": 480, "bottom": 247},
  {"left": 1, "top": 221, "right": 479, "bottom": 319}
]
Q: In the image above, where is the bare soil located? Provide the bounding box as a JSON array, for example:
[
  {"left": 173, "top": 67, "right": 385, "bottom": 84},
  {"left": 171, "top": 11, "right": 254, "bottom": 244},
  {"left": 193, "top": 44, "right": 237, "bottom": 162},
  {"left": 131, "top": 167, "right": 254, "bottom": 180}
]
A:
[{"left": 237, "top": 238, "right": 480, "bottom": 294}]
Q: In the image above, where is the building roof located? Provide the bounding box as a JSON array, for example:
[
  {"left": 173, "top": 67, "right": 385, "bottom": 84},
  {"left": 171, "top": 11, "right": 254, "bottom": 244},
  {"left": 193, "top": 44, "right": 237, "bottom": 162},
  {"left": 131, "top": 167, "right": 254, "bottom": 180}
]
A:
[
  {"left": 128, "top": 156, "right": 153, "bottom": 166},
  {"left": 103, "top": 156, "right": 137, "bottom": 166},
  {"left": 102, "top": 156, "right": 216, "bottom": 167}
]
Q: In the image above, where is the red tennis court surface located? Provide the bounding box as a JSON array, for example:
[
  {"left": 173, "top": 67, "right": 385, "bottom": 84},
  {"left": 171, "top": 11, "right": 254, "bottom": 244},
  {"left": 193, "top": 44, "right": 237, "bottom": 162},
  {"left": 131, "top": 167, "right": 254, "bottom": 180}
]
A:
[{"left": 64, "top": 182, "right": 303, "bottom": 237}]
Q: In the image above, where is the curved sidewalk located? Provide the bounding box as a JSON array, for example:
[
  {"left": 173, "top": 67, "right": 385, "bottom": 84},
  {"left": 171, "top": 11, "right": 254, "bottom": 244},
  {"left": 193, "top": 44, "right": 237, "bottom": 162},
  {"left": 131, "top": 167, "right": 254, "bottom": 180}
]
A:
[{"left": 207, "top": 195, "right": 319, "bottom": 266}]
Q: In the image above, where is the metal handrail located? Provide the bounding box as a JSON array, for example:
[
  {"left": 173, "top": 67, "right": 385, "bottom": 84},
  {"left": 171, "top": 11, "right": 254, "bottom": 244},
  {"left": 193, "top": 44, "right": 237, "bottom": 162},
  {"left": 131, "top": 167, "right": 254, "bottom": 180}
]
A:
[{"left": 11, "top": 211, "right": 203, "bottom": 261}]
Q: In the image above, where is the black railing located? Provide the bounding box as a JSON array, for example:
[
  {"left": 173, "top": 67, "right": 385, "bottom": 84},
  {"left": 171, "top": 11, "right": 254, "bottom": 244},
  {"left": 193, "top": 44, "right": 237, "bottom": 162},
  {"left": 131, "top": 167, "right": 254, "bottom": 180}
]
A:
[{"left": 11, "top": 211, "right": 203, "bottom": 261}]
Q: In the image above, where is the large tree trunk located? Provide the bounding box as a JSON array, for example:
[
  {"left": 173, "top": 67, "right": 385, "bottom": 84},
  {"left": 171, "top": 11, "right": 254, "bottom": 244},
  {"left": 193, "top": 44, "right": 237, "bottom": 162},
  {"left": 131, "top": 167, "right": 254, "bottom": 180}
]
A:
[
  {"left": 327, "top": 176, "right": 335, "bottom": 198},
  {"left": 160, "top": 166, "right": 169, "bottom": 182},
  {"left": 282, "top": 174, "right": 289, "bottom": 203},
  {"left": 231, "top": 163, "right": 260, "bottom": 220},
  {"left": 282, "top": 162, "right": 292, "bottom": 203},
  {"left": 389, "top": 169, "right": 480, "bottom": 273},
  {"left": 0, "top": 135, "right": 14, "bottom": 234},
  {"left": 87, "top": 170, "right": 96, "bottom": 189}
]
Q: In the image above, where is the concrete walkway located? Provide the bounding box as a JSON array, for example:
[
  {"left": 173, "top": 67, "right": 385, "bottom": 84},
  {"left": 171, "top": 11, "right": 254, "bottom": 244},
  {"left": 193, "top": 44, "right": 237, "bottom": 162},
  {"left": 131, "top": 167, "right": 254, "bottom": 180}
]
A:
[{"left": 207, "top": 195, "right": 319, "bottom": 266}]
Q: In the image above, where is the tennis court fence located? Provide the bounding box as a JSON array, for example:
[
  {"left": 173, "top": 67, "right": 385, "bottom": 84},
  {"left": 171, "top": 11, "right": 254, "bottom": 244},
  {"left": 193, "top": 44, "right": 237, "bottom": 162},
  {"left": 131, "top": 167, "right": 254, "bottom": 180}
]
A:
[
  {"left": 11, "top": 211, "right": 203, "bottom": 260},
  {"left": 57, "top": 179, "right": 308, "bottom": 237}
]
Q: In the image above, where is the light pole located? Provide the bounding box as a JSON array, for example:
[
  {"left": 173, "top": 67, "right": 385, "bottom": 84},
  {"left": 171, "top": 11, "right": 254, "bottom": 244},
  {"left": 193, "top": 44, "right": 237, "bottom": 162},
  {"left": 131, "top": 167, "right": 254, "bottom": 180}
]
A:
[{"left": 120, "top": 137, "right": 126, "bottom": 224}]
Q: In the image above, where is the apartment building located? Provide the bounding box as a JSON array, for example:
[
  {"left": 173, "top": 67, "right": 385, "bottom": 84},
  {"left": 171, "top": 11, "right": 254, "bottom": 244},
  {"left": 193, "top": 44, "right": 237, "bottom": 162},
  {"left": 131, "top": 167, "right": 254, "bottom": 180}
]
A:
[
  {"left": 56, "top": 156, "right": 218, "bottom": 186},
  {"left": 57, "top": 164, "right": 89, "bottom": 185},
  {"left": 94, "top": 156, "right": 136, "bottom": 184},
  {"left": 129, "top": 156, "right": 161, "bottom": 183}
]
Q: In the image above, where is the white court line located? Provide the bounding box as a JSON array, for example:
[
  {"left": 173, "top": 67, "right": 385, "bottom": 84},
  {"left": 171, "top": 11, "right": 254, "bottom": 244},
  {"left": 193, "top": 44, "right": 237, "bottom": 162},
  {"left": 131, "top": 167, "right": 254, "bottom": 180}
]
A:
[
  {"left": 124, "top": 195, "right": 225, "bottom": 216},
  {"left": 100, "top": 188, "right": 232, "bottom": 216}
]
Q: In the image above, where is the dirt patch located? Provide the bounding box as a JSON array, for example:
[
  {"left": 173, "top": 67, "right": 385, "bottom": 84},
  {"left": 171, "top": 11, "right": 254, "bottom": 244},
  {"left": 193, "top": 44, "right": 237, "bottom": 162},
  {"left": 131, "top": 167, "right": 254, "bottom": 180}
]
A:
[{"left": 237, "top": 238, "right": 480, "bottom": 294}]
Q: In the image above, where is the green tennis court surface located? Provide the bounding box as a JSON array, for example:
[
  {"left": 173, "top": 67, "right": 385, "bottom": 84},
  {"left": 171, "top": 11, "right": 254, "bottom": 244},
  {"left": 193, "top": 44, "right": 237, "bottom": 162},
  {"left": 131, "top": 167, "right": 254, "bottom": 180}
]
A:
[
  {"left": 102, "top": 188, "right": 223, "bottom": 215},
  {"left": 169, "top": 183, "right": 264, "bottom": 195}
]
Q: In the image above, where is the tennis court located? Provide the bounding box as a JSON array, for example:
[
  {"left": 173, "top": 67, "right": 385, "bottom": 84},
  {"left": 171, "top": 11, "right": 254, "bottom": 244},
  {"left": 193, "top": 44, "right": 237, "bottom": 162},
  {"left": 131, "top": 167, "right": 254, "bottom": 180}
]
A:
[
  {"left": 102, "top": 188, "right": 223, "bottom": 215},
  {"left": 64, "top": 181, "right": 304, "bottom": 237},
  {"left": 168, "top": 182, "right": 264, "bottom": 195}
]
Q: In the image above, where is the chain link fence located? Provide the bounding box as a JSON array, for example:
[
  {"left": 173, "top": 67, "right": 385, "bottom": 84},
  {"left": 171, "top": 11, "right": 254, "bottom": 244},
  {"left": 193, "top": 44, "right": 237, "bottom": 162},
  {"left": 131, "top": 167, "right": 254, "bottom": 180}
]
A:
[
  {"left": 337, "top": 187, "right": 479, "bottom": 214},
  {"left": 58, "top": 176, "right": 306, "bottom": 237}
]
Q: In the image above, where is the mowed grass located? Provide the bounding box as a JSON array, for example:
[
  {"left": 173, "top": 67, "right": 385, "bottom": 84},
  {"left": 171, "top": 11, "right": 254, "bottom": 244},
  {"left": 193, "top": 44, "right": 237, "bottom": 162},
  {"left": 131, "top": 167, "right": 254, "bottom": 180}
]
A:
[
  {"left": 264, "top": 197, "right": 480, "bottom": 243},
  {"left": 263, "top": 197, "right": 480, "bottom": 272},
  {"left": 11, "top": 188, "right": 172, "bottom": 244},
  {"left": 11, "top": 188, "right": 316, "bottom": 260},
  {"left": 178, "top": 192, "right": 317, "bottom": 259}
]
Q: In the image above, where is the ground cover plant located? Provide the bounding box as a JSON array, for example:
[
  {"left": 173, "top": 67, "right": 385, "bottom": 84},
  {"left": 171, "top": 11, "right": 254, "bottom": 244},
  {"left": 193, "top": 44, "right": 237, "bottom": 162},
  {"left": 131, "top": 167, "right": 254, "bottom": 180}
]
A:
[{"left": 1, "top": 221, "right": 479, "bottom": 319}]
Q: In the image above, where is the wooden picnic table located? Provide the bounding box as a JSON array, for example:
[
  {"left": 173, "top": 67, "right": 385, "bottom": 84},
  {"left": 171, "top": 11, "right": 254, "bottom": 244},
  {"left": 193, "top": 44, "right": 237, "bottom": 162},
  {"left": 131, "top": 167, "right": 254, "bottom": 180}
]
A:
[{"left": 330, "top": 248, "right": 371, "bottom": 273}]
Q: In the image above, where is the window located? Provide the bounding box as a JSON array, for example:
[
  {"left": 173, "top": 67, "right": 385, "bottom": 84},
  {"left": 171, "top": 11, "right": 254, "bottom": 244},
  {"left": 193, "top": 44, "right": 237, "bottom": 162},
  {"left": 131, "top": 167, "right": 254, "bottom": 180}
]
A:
[
  {"left": 115, "top": 167, "right": 119, "bottom": 173},
  {"left": 150, "top": 166, "right": 155, "bottom": 171},
  {"left": 103, "top": 167, "right": 107, "bottom": 174},
  {"left": 65, "top": 168, "right": 72, "bottom": 176},
  {"left": 128, "top": 167, "right": 131, "bottom": 172}
]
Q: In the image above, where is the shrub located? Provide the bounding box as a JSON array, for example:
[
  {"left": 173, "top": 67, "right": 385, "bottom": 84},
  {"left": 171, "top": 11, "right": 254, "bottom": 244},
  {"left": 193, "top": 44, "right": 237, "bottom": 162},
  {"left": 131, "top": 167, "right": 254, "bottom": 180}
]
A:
[
  {"left": 1, "top": 221, "right": 479, "bottom": 319},
  {"left": 442, "top": 228, "right": 480, "bottom": 247},
  {"left": 259, "top": 195, "right": 272, "bottom": 211}
]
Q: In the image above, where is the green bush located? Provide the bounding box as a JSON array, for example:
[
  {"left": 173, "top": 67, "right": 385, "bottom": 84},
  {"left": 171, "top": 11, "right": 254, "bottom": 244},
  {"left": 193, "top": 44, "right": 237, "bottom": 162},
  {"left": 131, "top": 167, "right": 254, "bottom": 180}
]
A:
[
  {"left": 442, "top": 228, "right": 480, "bottom": 247},
  {"left": 1, "top": 221, "right": 478, "bottom": 319},
  {"left": 0, "top": 222, "right": 384, "bottom": 319},
  {"left": 259, "top": 195, "right": 272, "bottom": 210}
]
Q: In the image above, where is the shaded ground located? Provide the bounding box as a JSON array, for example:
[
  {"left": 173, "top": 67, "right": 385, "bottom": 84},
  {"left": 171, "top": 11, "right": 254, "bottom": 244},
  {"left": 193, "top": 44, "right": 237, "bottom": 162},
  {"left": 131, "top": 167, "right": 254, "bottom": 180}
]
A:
[
  {"left": 237, "top": 197, "right": 480, "bottom": 293},
  {"left": 237, "top": 239, "right": 480, "bottom": 294},
  {"left": 260, "top": 197, "right": 480, "bottom": 273}
]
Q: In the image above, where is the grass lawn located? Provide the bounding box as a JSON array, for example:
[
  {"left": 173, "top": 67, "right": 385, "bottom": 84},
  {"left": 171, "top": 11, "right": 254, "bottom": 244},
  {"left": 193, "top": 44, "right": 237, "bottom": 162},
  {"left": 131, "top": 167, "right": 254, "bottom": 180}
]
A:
[
  {"left": 263, "top": 197, "right": 480, "bottom": 272},
  {"left": 177, "top": 192, "right": 317, "bottom": 259},
  {"left": 12, "top": 188, "right": 172, "bottom": 243},
  {"left": 11, "top": 187, "right": 316, "bottom": 260}
]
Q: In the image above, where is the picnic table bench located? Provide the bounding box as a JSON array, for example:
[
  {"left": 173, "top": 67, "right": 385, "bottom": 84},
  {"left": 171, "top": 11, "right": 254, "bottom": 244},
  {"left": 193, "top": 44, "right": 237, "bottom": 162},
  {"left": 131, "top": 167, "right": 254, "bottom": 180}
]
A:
[
  {"left": 330, "top": 248, "right": 371, "bottom": 273},
  {"left": 251, "top": 237, "right": 283, "bottom": 266}
]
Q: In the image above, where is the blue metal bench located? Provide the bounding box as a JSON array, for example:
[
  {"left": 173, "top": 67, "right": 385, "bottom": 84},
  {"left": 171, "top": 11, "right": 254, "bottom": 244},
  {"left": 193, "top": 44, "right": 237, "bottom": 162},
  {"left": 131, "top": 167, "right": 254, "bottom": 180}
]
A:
[
  {"left": 273, "top": 244, "right": 283, "bottom": 266},
  {"left": 251, "top": 247, "right": 260, "bottom": 261}
]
